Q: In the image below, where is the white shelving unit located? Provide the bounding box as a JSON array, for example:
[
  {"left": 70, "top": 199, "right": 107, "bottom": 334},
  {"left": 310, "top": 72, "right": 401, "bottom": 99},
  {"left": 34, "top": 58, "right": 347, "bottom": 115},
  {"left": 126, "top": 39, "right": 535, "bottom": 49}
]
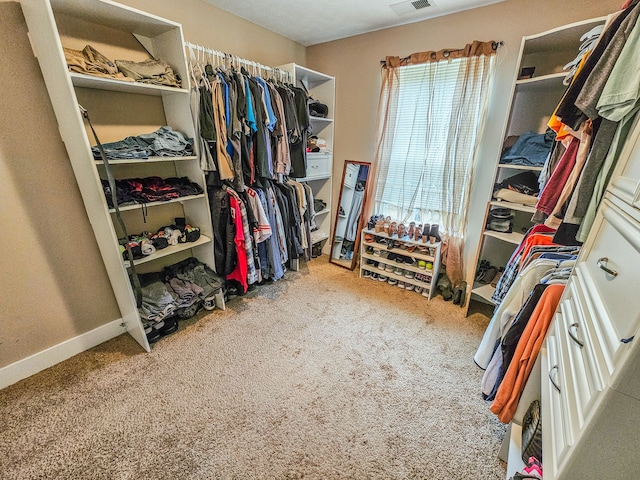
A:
[
  {"left": 279, "top": 63, "right": 335, "bottom": 255},
  {"left": 466, "top": 16, "right": 608, "bottom": 313},
  {"left": 359, "top": 228, "right": 441, "bottom": 300},
  {"left": 470, "top": 16, "right": 610, "bottom": 479},
  {"left": 21, "top": 0, "right": 222, "bottom": 350}
]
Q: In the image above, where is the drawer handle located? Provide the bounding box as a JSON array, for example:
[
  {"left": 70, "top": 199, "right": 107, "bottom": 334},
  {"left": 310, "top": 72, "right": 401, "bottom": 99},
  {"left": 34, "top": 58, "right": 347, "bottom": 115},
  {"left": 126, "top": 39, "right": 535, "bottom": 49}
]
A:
[
  {"left": 568, "top": 322, "right": 584, "bottom": 348},
  {"left": 597, "top": 257, "right": 618, "bottom": 277},
  {"left": 549, "top": 365, "right": 561, "bottom": 393}
]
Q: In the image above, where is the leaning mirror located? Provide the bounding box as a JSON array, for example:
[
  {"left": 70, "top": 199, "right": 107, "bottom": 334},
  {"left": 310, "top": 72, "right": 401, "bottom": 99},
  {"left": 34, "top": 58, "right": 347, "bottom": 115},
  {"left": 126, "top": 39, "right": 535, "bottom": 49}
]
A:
[{"left": 330, "top": 160, "right": 371, "bottom": 270}]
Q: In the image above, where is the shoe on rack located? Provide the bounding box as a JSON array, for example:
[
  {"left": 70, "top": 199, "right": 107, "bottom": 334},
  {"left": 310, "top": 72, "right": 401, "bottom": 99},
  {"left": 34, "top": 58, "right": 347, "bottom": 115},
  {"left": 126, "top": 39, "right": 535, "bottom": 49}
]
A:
[
  {"left": 429, "top": 224, "right": 441, "bottom": 244},
  {"left": 480, "top": 265, "right": 497, "bottom": 285},
  {"left": 422, "top": 224, "right": 430, "bottom": 243},
  {"left": 490, "top": 267, "right": 505, "bottom": 287},
  {"left": 407, "top": 222, "right": 415, "bottom": 240},
  {"left": 397, "top": 281, "right": 406, "bottom": 289},
  {"left": 363, "top": 270, "right": 372, "bottom": 279}
]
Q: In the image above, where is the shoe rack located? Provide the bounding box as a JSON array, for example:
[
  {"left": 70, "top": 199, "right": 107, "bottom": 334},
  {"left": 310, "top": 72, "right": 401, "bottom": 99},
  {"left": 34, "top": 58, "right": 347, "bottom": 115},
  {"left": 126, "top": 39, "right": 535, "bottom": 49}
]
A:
[{"left": 359, "top": 228, "right": 441, "bottom": 300}]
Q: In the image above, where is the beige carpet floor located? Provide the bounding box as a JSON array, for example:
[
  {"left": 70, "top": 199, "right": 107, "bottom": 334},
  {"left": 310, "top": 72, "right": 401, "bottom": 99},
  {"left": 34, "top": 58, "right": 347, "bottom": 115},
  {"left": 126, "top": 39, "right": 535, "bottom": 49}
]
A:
[{"left": 0, "top": 259, "right": 506, "bottom": 479}]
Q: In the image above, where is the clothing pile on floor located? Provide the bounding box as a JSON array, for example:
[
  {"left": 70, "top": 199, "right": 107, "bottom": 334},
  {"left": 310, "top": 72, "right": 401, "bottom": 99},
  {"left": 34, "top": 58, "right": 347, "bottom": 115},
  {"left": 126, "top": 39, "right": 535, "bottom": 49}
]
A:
[
  {"left": 137, "top": 257, "right": 224, "bottom": 343},
  {"left": 102, "top": 176, "right": 203, "bottom": 208},
  {"left": 92, "top": 126, "right": 193, "bottom": 160}
]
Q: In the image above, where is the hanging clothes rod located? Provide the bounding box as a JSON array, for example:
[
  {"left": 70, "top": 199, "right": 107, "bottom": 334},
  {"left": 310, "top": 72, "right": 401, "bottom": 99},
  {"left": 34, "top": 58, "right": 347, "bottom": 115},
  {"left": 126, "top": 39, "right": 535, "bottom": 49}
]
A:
[{"left": 184, "top": 41, "right": 291, "bottom": 83}]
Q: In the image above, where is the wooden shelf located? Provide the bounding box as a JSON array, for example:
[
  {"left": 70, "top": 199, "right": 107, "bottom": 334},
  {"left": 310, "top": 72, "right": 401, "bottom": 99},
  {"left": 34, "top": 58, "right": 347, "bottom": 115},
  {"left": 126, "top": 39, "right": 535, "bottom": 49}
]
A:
[
  {"left": 362, "top": 252, "right": 434, "bottom": 277},
  {"left": 108, "top": 194, "right": 206, "bottom": 213},
  {"left": 124, "top": 235, "right": 211, "bottom": 267},
  {"left": 315, "top": 208, "right": 330, "bottom": 217},
  {"left": 490, "top": 200, "right": 537, "bottom": 214},
  {"left": 70, "top": 73, "right": 188, "bottom": 96},
  {"left": 484, "top": 230, "right": 525, "bottom": 245},
  {"left": 515, "top": 72, "right": 567, "bottom": 93},
  {"left": 361, "top": 265, "right": 433, "bottom": 292},
  {"left": 51, "top": 0, "right": 180, "bottom": 35},
  {"left": 302, "top": 173, "right": 331, "bottom": 182},
  {"left": 310, "top": 230, "right": 329, "bottom": 245},
  {"left": 470, "top": 282, "right": 496, "bottom": 304},
  {"left": 96, "top": 155, "right": 197, "bottom": 165},
  {"left": 497, "top": 164, "right": 544, "bottom": 171}
]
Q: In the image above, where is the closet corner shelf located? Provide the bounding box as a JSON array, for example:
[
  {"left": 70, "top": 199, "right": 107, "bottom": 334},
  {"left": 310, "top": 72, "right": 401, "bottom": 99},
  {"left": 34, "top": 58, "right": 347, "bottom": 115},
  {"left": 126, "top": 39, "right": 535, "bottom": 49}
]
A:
[
  {"left": 124, "top": 234, "right": 211, "bottom": 267},
  {"left": 316, "top": 208, "right": 331, "bottom": 217},
  {"left": 310, "top": 117, "right": 333, "bottom": 124},
  {"left": 497, "top": 163, "right": 544, "bottom": 172},
  {"left": 302, "top": 173, "right": 331, "bottom": 182},
  {"left": 109, "top": 193, "right": 206, "bottom": 213},
  {"left": 307, "top": 152, "right": 332, "bottom": 159},
  {"left": 310, "top": 230, "right": 330, "bottom": 245},
  {"left": 515, "top": 72, "right": 567, "bottom": 93},
  {"left": 95, "top": 155, "right": 198, "bottom": 165},
  {"left": 470, "top": 282, "right": 496, "bottom": 304},
  {"left": 489, "top": 200, "right": 537, "bottom": 214},
  {"left": 484, "top": 230, "right": 525, "bottom": 245},
  {"left": 70, "top": 73, "right": 189, "bottom": 97}
]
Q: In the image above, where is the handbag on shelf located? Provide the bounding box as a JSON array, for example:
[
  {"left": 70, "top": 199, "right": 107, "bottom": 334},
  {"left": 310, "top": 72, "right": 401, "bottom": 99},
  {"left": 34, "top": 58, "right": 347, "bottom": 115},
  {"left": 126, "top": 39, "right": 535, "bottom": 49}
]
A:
[{"left": 521, "top": 399, "right": 543, "bottom": 463}]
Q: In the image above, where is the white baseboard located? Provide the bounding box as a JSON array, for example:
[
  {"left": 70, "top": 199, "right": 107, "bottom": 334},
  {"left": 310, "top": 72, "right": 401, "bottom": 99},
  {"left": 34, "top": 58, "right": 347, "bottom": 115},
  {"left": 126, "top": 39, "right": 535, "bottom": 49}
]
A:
[{"left": 0, "top": 319, "right": 125, "bottom": 390}]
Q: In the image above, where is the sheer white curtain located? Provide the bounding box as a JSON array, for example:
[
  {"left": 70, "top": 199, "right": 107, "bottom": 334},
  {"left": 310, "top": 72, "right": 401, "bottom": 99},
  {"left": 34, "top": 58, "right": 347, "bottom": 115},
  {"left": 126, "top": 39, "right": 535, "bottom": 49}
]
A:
[{"left": 371, "top": 41, "right": 497, "bottom": 285}]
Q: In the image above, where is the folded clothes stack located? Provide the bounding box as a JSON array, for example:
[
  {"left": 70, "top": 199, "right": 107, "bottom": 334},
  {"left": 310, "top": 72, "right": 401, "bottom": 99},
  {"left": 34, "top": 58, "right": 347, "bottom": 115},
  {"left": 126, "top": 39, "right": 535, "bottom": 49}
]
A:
[
  {"left": 92, "top": 126, "right": 194, "bottom": 160},
  {"left": 102, "top": 176, "right": 204, "bottom": 208},
  {"left": 493, "top": 171, "right": 540, "bottom": 206},
  {"left": 486, "top": 207, "right": 514, "bottom": 233},
  {"left": 64, "top": 44, "right": 181, "bottom": 88}
]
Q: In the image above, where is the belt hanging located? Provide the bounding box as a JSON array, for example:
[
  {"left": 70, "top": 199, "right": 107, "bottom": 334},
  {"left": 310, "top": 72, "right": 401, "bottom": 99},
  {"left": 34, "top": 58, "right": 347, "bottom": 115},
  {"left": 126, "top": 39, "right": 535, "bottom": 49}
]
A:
[{"left": 79, "top": 105, "right": 143, "bottom": 308}]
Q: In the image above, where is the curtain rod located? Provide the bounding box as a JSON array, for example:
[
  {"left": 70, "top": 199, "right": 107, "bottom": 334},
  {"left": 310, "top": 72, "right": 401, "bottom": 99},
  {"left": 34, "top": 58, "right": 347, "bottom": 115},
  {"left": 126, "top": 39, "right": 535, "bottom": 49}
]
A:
[
  {"left": 379, "top": 40, "right": 504, "bottom": 66},
  {"left": 184, "top": 41, "right": 291, "bottom": 82}
]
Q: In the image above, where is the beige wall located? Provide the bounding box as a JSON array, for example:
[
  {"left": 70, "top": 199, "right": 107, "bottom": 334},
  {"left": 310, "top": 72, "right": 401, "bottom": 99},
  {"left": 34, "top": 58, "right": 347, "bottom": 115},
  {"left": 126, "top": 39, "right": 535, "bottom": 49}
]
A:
[
  {"left": 306, "top": 0, "right": 621, "bottom": 285},
  {"left": 0, "top": 0, "right": 304, "bottom": 370}
]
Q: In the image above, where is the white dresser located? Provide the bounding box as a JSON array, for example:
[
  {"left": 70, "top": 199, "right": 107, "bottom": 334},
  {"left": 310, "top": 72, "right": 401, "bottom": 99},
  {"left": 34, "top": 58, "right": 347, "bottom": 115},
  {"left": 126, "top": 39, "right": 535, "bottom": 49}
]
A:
[{"left": 541, "top": 118, "right": 640, "bottom": 479}]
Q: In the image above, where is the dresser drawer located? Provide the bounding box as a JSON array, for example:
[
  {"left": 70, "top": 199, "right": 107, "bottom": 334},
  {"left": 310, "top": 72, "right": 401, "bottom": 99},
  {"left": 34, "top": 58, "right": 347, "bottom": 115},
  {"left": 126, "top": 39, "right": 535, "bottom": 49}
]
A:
[
  {"left": 577, "top": 199, "right": 640, "bottom": 366},
  {"left": 557, "top": 287, "right": 604, "bottom": 424},
  {"left": 305, "top": 153, "right": 331, "bottom": 179},
  {"left": 543, "top": 333, "right": 573, "bottom": 473}
]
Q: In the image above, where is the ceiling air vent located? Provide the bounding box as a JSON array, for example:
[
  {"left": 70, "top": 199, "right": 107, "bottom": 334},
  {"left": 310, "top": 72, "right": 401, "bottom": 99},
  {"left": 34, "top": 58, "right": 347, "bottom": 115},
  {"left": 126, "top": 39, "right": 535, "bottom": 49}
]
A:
[
  {"left": 390, "top": 0, "right": 434, "bottom": 15},
  {"left": 412, "top": 0, "right": 432, "bottom": 9}
]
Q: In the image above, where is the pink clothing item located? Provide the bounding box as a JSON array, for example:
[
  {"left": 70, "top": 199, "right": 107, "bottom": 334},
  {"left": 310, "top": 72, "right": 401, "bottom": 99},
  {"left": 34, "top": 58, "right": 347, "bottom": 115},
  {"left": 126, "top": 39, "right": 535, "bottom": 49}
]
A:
[
  {"left": 535, "top": 136, "right": 580, "bottom": 216},
  {"left": 226, "top": 195, "right": 248, "bottom": 293}
]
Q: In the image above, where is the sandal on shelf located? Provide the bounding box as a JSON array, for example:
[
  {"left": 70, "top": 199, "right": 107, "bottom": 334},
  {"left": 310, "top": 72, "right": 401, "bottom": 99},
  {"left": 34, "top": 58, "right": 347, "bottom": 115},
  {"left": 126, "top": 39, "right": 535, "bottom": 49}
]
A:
[
  {"left": 397, "top": 223, "right": 406, "bottom": 239},
  {"left": 490, "top": 267, "right": 505, "bottom": 287},
  {"left": 364, "top": 234, "right": 375, "bottom": 242},
  {"left": 383, "top": 216, "right": 391, "bottom": 234},
  {"left": 389, "top": 222, "right": 398, "bottom": 237},
  {"left": 407, "top": 222, "right": 415, "bottom": 240},
  {"left": 375, "top": 218, "right": 385, "bottom": 233}
]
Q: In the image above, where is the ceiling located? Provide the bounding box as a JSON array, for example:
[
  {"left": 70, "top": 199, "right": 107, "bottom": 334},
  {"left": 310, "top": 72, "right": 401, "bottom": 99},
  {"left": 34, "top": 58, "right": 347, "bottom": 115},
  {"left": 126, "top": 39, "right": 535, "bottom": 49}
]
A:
[{"left": 203, "top": 0, "right": 507, "bottom": 46}]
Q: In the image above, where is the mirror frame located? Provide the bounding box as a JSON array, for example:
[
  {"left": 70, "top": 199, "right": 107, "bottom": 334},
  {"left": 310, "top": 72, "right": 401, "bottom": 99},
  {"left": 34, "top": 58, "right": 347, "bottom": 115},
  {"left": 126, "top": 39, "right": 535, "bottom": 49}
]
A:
[{"left": 329, "top": 160, "right": 371, "bottom": 270}]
